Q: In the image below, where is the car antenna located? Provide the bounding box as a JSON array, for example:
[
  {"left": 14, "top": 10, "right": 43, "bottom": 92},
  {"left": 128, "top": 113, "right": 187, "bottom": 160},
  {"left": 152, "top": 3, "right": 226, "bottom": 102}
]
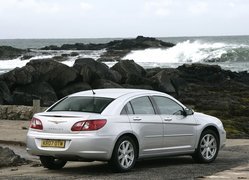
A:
[{"left": 92, "top": 89, "right": 96, "bottom": 95}]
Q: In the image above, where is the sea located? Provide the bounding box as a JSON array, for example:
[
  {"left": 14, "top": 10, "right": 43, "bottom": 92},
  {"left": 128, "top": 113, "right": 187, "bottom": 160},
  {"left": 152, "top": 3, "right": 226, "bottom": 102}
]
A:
[{"left": 0, "top": 35, "right": 249, "bottom": 74}]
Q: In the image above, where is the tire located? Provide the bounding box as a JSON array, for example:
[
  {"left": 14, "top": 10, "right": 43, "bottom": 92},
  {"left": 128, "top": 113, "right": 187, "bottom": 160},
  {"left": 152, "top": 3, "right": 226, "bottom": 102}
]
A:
[
  {"left": 192, "top": 129, "right": 219, "bottom": 163},
  {"left": 40, "top": 156, "right": 67, "bottom": 170},
  {"left": 109, "top": 136, "right": 137, "bottom": 172}
]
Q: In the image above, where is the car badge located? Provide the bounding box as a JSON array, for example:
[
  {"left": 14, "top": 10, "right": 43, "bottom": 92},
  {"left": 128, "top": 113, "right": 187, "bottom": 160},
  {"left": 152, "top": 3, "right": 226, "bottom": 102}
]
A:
[{"left": 49, "top": 120, "right": 66, "bottom": 124}]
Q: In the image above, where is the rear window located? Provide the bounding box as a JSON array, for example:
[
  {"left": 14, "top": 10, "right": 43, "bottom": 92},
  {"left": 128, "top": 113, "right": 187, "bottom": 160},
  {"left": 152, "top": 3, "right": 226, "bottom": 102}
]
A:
[{"left": 48, "top": 96, "right": 114, "bottom": 113}]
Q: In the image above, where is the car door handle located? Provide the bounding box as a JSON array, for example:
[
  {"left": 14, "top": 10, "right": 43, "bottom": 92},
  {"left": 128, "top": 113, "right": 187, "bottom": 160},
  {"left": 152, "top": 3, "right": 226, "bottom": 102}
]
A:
[
  {"left": 164, "top": 118, "right": 172, "bottom": 121},
  {"left": 133, "top": 117, "right": 142, "bottom": 121}
]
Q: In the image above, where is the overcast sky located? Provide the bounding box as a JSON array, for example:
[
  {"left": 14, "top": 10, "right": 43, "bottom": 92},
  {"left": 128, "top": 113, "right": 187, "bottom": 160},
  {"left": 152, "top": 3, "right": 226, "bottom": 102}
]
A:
[{"left": 0, "top": 0, "right": 249, "bottom": 39}]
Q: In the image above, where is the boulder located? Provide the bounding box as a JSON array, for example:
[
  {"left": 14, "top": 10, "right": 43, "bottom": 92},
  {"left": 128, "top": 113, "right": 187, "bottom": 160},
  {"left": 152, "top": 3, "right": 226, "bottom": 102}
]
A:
[
  {"left": 111, "top": 60, "right": 146, "bottom": 83},
  {"left": 125, "top": 73, "right": 151, "bottom": 85},
  {"left": 13, "top": 82, "right": 57, "bottom": 106},
  {"left": 0, "top": 46, "right": 26, "bottom": 60},
  {"left": 53, "top": 55, "right": 67, "bottom": 62},
  {"left": 92, "top": 79, "right": 122, "bottom": 89},
  {"left": 152, "top": 70, "right": 176, "bottom": 94},
  {"left": 1, "top": 66, "right": 35, "bottom": 88},
  {"left": 58, "top": 82, "right": 91, "bottom": 98},
  {"left": 177, "top": 63, "right": 226, "bottom": 83},
  {"left": 70, "top": 52, "right": 79, "bottom": 56},
  {"left": 0, "top": 146, "right": 27, "bottom": 167},
  {"left": 0, "top": 81, "right": 13, "bottom": 104},
  {"left": 73, "top": 58, "right": 115, "bottom": 82},
  {"left": 27, "top": 59, "right": 78, "bottom": 90},
  {"left": 1, "top": 59, "right": 78, "bottom": 90},
  {"left": 110, "top": 70, "right": 122, "bottom": 83}
]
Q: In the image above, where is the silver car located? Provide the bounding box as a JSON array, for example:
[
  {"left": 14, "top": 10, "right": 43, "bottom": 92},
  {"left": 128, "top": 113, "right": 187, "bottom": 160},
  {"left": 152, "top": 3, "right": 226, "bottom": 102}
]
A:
[{"left": 27, "top": 88, "right": 226, "bottom": 172}]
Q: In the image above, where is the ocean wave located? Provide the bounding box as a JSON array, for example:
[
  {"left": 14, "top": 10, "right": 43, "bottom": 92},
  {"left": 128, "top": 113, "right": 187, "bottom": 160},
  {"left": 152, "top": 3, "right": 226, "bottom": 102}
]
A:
[
  {"left": 123, "top": 40, "right": 249, "bottom": 63},
  {"left": 0, "top": 49, "right": 105, "bottom": 74}
]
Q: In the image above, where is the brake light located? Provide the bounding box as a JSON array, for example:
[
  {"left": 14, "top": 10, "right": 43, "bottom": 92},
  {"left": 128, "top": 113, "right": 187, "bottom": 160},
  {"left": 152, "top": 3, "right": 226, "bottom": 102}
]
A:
[
  {"left": 71, "top": 119, "right": 107, "bottom": 131},
  {"left": 30, "top": 117, "right": 43, "bottom": 130}
]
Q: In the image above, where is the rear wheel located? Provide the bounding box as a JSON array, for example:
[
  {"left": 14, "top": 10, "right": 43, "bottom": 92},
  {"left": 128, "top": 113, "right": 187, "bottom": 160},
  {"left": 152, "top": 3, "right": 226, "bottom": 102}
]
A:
[
  {"left": 109, "top": 136, "right": 137, "bottom": 172},
  {"left": 40, "top": 156, "right": 67, "bottom": 170},
  {"left": 192, "top": 129, "right": 219, "bottom": 163}
]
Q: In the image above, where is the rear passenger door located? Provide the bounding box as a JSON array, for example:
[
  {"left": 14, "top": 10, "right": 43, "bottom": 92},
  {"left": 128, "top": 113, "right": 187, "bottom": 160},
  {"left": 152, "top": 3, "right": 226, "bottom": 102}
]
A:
[
  {"left": 152, "top": 96, "right": 197, "bottom": 152},
  {"left": 123, "top": 96, "right": 164, "bottom": 156}
]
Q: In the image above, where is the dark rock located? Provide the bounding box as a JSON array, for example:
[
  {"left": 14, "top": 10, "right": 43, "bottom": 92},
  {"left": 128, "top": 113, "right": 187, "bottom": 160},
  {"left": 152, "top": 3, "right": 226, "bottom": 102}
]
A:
[
  {"left": 0, "top": 146, "right": 27, "bottom": 167},
  {"left": 111, "top": 60, "right": 146, "bottom": 83},
  {"left": 41, "top": 43, "right": 105, "bottom": 51},
  {"left": 177, "top": 63, "right": 226, "bottom": 83},
  {"left": 73, "top": 58, "right": 115, "bottom": 82},
  {"left": 40, "top": 36, "right": 175, "bottom": 51},
  {"left": 0, "top": 46, "right": 26, "bottom": 60},
  {"left": 53, "top": 55, "right": 67, "bottom": 62},
  {"left": 13, "top": 82, "right": 57, "bottom": 106},
  {"left": 58, "top": 82, "right": 91, "bottom": 98},
  {"left": 106, "top": 36, "right": 175, "bottom": 50},
  {"left": 27, "top": 59, "right": 78, "bottom": 90},
  {"left": 96, "top": 58, "right": 117, "bottom": 62},
  {"left": 152, "top": 70, "right": 176, "bottom": 94},
  {"left": 1, "top": 66, "right": 35, "bottom": 88},
  {"left": 0, "top": 81, "right": 13, "bottom": 104},
  {"left": 126, "top": 73, "right": 151, "bottom": 85},
  {"left": 70, "top": 52, "right": 79, "bottom": 56},
  {"left": 21, "top": 55, "right": 33, "bottom": 60},
  {"left": 61, "top": 53, "right": 69, "bottom": 57},
  {"left": 92, "top": 79, "right": 122, "bottom": 89},
  {"left": 100, "top": 50, "right": 130, "bottom": 60},
  {"left": 1, "top": 59, "right": 78, "bottom": 90},
  {"left": 122, "top": 84, "right": 153, "bottom": 90},
  {"left": 110, "top": 70, "right": 122, "bottom": 83}
]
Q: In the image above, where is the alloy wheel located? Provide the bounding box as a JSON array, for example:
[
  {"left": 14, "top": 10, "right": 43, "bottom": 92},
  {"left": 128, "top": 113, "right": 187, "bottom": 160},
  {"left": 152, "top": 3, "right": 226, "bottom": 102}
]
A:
[
  {"left": 200, "top": 134, "right": 217, "bottom": 160},
  {"left": 118, "top": 140, "right": 135, "bottom": 169}
]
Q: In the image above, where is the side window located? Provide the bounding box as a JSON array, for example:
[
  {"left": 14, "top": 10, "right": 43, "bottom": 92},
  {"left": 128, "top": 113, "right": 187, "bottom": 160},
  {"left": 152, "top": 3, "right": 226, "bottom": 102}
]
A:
[
  {"left": 153, "top": 96, "right": 184, "bottom": 115},
  {"left": 121, "top": 102, "right": 134, "bottom": 115},
  {"left": 130, "top": 96, "right": 155, "bottom": 115}
]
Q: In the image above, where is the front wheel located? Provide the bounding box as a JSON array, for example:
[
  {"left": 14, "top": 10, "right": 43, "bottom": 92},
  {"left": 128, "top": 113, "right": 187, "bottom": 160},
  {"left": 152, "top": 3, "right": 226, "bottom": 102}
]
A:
[
  {"left": 109, "top": 136, "right": 137, "bottom": 172},
  {"left": 40, "top": 156, "right": 67, "bottom": 170},
  {"left": 192, "top": 129, "right": 219, "bottom": 163}
]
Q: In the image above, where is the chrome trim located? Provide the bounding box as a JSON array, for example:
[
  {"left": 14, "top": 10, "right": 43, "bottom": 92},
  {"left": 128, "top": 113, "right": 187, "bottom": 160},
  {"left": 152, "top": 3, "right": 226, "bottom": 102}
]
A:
[
  {"left": 163, "top": 134, "right": 194, "bottom": 137},
  {"left": 144, "top": 145, "right": 191, "bottom": 152}
]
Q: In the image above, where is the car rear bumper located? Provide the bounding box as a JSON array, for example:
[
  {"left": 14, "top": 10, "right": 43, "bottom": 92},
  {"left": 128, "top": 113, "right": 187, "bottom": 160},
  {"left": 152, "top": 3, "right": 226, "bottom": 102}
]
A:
[{"left": 26, "top": 130, "right": 115, "bottom": 161}]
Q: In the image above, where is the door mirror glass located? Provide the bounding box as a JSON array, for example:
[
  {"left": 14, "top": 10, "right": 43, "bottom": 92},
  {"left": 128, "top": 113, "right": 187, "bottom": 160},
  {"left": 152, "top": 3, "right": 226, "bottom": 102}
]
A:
[{"left": 184, "top": 108, "right": 194, "bottom": 116}]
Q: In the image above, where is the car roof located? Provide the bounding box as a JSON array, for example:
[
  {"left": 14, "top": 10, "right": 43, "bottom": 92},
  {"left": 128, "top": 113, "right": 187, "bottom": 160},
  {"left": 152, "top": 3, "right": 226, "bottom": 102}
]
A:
[{"left": 69, "top": 88, "right": 165, "bottom": 99}]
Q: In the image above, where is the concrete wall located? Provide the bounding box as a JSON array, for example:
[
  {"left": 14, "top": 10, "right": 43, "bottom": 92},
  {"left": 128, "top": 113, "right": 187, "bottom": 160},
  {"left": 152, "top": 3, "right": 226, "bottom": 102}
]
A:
[{"left": 0, "top": 105, "right": 47, "bottom": 120}]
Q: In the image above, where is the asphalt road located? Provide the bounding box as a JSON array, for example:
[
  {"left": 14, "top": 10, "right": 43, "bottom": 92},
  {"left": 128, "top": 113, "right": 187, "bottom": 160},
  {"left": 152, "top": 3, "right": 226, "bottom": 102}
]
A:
[{"left": 0, "top": 144, "right": 248, "bottom": 180}]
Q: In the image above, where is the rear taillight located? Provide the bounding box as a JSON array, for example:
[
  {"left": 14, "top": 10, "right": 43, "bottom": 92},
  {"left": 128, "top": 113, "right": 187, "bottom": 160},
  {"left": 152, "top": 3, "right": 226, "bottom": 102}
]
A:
[
  {"left": 71, "top": 119, "right": 107, "bottom": 131},
  {"left": 30, "top": 117, "right": 43, "bottom": 130}
]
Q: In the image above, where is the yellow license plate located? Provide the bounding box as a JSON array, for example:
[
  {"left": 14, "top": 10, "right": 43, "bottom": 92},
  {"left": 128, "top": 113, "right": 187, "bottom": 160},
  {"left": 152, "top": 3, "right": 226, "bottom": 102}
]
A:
[{"left": 41, "top": 139, "right": 65, "bottom": 148}]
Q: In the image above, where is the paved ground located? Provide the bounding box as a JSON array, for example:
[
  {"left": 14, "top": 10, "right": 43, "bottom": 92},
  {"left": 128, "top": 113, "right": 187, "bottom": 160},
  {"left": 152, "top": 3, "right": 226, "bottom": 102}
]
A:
[{"left": 0, "top": 120, "right": 249, "bottom": 180}]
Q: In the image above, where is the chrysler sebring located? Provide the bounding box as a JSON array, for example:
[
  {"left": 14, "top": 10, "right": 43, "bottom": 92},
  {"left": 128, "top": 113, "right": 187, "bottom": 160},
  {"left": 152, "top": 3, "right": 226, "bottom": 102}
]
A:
[{"left": 26, "top": 88, "right": 226, "bottom": 172}]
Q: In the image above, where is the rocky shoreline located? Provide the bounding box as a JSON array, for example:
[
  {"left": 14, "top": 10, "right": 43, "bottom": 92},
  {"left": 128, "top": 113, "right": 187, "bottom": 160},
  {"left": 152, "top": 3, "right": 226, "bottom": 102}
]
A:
[
  {"left": 0, "top": 36, "right": 249, "bottom": 138},
  {"left": 0, "top": 36, "right": 175, "bottom": 61}
]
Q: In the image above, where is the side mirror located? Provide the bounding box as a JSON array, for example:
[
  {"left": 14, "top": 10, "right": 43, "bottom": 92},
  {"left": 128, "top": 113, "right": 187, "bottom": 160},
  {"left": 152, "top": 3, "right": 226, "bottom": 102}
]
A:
[{"left": 184, "top": 108, "right": 194, "bottom": 116}]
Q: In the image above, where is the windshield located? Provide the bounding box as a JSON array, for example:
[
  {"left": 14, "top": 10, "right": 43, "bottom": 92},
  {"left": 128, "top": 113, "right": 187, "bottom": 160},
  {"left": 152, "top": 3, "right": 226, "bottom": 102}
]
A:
[{"left": 48, "top": 96, "right": 114, "bottom": 113}]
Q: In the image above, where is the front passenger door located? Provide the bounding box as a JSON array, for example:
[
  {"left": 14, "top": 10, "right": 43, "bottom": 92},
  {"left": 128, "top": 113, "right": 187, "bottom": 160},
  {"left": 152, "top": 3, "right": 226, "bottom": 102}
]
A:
[{"left": 152, "top": 96, "right": 197, "bottom": 152}]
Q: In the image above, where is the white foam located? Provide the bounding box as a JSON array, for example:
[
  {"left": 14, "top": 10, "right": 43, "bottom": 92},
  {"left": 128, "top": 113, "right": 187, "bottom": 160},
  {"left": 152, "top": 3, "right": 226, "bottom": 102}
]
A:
[
  {"left": 123, "top": 40, "right": 248, "bottom": 63},
  {"left": 0, "top": 58, "right": 30, "bottom": 70}
]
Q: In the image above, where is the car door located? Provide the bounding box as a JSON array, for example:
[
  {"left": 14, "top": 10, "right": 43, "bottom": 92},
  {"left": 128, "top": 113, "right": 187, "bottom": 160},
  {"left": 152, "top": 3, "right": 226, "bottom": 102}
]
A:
[
  {"left": 124, "top": 96, "right": 164, "bottom": 156},
  {"left": 151, "top": 96, "right": 197, "bottom": 152}
]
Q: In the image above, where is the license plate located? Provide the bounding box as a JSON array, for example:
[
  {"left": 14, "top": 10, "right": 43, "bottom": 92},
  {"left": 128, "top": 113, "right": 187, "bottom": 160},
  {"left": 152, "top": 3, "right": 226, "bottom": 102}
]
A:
[{"left": 41, "top": 139, "right": 65, "bottom": 148}]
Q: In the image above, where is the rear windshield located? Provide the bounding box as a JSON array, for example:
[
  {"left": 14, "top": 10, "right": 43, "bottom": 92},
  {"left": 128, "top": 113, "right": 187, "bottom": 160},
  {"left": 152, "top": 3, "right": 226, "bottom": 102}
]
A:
[{"left": 48, "top": 96, "right": 114, "bottom": 113}]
